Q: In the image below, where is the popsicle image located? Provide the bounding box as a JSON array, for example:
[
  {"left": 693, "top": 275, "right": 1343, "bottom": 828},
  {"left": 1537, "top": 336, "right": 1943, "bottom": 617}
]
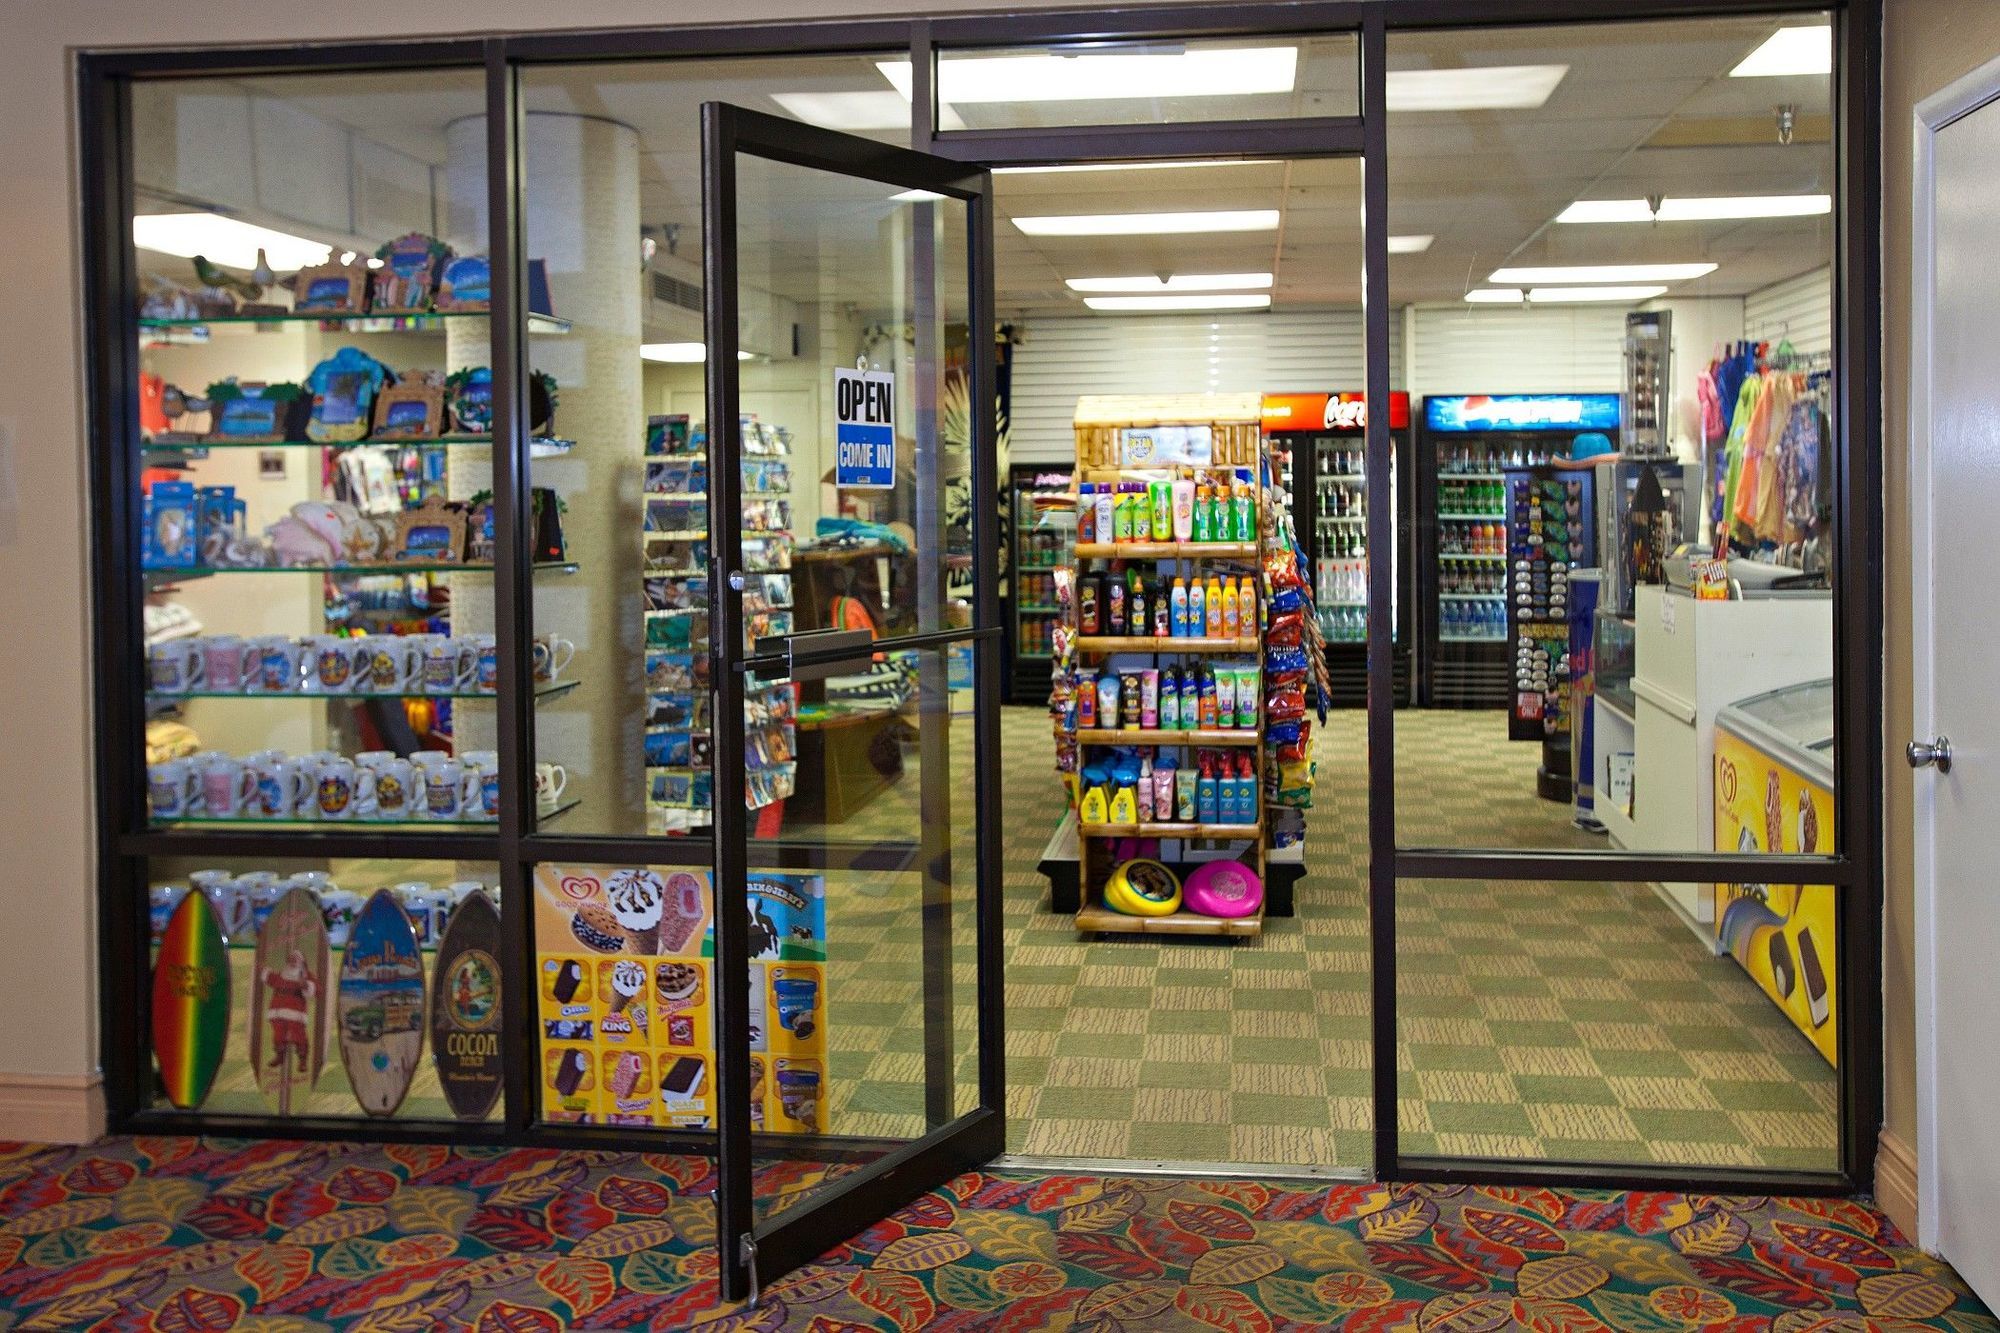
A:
[
  {"left": 551, "top": 959, "right": 583, "bottom": 1004},
  {"left": 609, "top": 1051, "right": 646, "bottom": 1100},
  {"left": 659, "top": 871, "right": 706, "bottom": 954}
]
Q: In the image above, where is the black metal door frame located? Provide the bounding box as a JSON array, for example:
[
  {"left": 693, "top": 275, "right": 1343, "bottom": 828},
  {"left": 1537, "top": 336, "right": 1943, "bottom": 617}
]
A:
[{"left": 79, "top": 0, "right": 1884, "bottom": 1250}]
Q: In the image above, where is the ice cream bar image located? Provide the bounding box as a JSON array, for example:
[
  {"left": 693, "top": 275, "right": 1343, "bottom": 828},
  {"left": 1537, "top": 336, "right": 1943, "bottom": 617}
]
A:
[
  {"left": 552, "top": 959, "right": 584, "bottom": 1004},
  {"left": 609, "top": 1052, "right": 645, "bottom": 1100},
  {"left": 1767, "top": 931, "right": 1797, "bottom": 999},
  {"left": 553, "top": 1048, "right": 589, "bottom": 1097},
  {"left": 659, "top": 871, "right": 706, "bottom": 954},
  {"left": 609, "top": 959, "right": 646, "bottom": 1014},
  {"left": 1797, "top": 926, "right": 1830, "bottom": 1028},
  {"left": 663, "top": 1055, "right": 705, "bottom": 1098}
]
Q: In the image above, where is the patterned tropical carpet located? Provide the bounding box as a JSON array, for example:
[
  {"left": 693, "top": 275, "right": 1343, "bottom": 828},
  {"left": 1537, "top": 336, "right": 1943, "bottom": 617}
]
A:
[{"left": 0, "top": 1136, "right": 1991, "bottom": 1331}]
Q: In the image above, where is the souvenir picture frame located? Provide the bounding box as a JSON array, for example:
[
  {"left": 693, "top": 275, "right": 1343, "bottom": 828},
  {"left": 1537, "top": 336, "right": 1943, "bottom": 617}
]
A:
[
  {"left": 205, "top": 381, "right": 303, "bottom": 445},
  {"left": 447, "top": 366, "right": 494, "bottom": 436},
  {"left": 370, "top": 232, "right": 452, "bottom": 314},
  {"left": 394, "top": 495, "right": 469, "bottom": 565},
  {"left": 464, "top": 491, "right": 497, "bottom": 564},
  {"left": 371, "top": 371, "right": 446, "bottom": 441},
  {"left": 305, "top": 349, "right": 390, "bottom": 445},
  {"left": 434, "top": 255, "right": 492, "bottom": 312},
  {"left": 292, "top": 260, "right": 371, "bottom": 316}
]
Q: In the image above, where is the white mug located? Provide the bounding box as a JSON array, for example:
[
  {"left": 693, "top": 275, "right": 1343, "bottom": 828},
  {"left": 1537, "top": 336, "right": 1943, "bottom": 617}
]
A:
[
  {"left": 532, "top": 635, "right": 576, "bottom": 683},
  {"left": 365, "top": 637, "right": 424, "bottom": 693},
  {"left": 201, "top": 635, "right": 250, "bottom": 693},
  {"left": 198, "top": 755, "right": 257, "bottom": 818},
  {"left": 444, "top": 880, "right": 484, "bottom": 908},
  {"left": 235, "top": 870, "right": 283, "bottom": 893},
  {"left": 200, "top": 878, "right": 255, "bottom": 942},
  {"left": 534, "top": 762, "right": 569, "bottom": 813},
  {"left": 250, "top": 756, "right": 309, "bottom": 820},
  {"left": 421, "top": 637, "right": 477, "bottom": 695},
  {"left": 313, "top": 757, "right": 374, "bottom": 821},
  {"left": 354, "top": 750, "right": 398, "bottom": 772},
  {"left": 371, "top": 758, "right": 417, "bottom": 822},
  {"left": 148, "top": 640, "right": 205, "bottom": 695},
  {"left": 148, "top": 759, "right": 201, "bottom": 819},
  {"left": 148, "top": 884, "right": 189, "bottom": 942},
  {"left": 414, "top": 753, "right": 477, "bottom": 820},
  {"left": 472, "top": 755, "right": 502, "bottom": 821},
  {"left": 248, "top": 881, "right": 286, "bottom": 936},
  {"left": 392, "top": 881, "right": 438, "bottom": 945},
  {"left": 471, "top": 635, "right": 500, "bottom": 694},
  {"left": 318, "top": 888, "right": 361, "bottom": 948},
  {"left": 252, "top": 636, "right": 304, "bottom": 694},
  {"left": 306, "top": 636, "right": 373, "bottom": 695}
]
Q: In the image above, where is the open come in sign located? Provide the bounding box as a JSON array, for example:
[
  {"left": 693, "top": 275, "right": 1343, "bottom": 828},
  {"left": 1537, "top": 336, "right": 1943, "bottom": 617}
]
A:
[{"left": 834, "top": 367, "right": 896, "bottom": 489}]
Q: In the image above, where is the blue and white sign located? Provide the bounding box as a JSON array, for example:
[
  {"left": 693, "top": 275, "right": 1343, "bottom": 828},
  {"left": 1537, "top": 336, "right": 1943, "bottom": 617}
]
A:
[
  {"left": 833, "top": 367, "right": 897, "bottom": 489},
  {"left": 1424, "top": 393, "right": 1622, "bottom": 433}
]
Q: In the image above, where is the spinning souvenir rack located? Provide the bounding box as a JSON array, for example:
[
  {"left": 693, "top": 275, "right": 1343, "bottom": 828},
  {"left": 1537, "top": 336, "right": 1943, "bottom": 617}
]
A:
[
  {"left": 1048, "top": 394, "right": 1328, "bottom": 939},
  {"left": 642, "top": 414, "right": 798, "bottom": 835}
]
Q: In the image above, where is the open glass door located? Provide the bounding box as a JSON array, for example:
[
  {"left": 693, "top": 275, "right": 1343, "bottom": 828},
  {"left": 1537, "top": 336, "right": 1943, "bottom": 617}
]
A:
[{"left": 703, "top": 102, "right": 1003, "bottom": 1302}]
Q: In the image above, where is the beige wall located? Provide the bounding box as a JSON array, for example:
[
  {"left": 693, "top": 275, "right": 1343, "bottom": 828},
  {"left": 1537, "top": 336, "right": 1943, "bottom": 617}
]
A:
[{"left": 1879, "top": 0, "right": 2000, "bottom": 1211}]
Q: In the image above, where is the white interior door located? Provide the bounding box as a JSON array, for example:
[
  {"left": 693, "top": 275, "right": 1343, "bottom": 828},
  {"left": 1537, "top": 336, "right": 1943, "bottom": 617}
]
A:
[{"left": 1917, "top": 84, "right": 2000, "bottom": 1308}]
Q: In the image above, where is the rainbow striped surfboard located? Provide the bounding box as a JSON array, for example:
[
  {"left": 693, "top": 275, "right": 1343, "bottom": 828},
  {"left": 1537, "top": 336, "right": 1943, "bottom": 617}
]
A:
[{"left": 151, "top": 889, "right": 231, "bottom": 1110}]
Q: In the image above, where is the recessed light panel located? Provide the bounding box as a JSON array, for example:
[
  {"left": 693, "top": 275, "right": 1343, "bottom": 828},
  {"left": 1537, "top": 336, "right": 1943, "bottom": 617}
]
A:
[
  {"left": 1014, "top": 210, "right": 1281, "bottom": 237},
  {"left": 1491, "top": 263, "right": 1717, "bottom": 284},
  {"left": 1557, "top": 195, "right": 1831, "bottom": 224},
  {"left": 1386, "top": 65, "right": 1568, "bottom": 112},
  {"left": 880, "top": 49, "right": 1298, "bottom": 104},
  {"left": 1066, "top": 273, "right": 1273, "bottom": 293},
  {"left": 995, "top": 159, "right": 1278, "bottom": 175},
  {"left": 1387, "top": 235, "right": 1436, "bottom": 254},
  {"left": 1526, "top": 285, "right": 1669, "bottom": 303},
  {"left": 1464, "top": 289, "right": 1525, "bottom": 304},
  {"left": 133, "top": 213, "right": 333, "bottom": 271},
  {"left": 1730, "top": 26, "right": 1832, "bottom": 78},
  {"left": 1083, "top": 294, "right": 1273, "bottom": 312}
]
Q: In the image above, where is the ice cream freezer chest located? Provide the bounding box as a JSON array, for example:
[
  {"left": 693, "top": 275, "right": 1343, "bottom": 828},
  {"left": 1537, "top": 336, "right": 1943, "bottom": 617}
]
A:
[{"left": 1711, "top": 679, "right": 1837, "bottom": 1066}]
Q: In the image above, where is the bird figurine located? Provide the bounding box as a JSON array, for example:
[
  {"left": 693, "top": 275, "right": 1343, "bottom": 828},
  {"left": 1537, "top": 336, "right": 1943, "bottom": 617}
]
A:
[
  {"left": 190, "top": 255, "right": 260, "bottom": 302},
  {"left": 250, "top": 247, "right": 276, "bottom": 294}
]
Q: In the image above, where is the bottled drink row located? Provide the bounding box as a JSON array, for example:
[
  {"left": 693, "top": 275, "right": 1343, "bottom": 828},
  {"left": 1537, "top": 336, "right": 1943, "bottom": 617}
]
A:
[
  {"left": 1437, "top": 478, "right": 1506, "bottom": 514},
  {"left": 1076, "top": 661, "right": 1261, "bottom": 733},
  {"left": 1439, "top": 521, "right": 1506, "bottom": 555},
  {"left": 1078, "top": 748, "right": 1259, "bottom": 828},
  {"left": 1320, "top": 606, "right": 1369, "bottom": 643},
  {"left": 1438, "top": 442, "right": 1563, "bottom": 472},
  {"left": 1318, "top": 483, "right": 1365, "bottom": 519},
  {"left": 1440, "top": 565, "right": 1506, "bottom": 596},
  {"left": 1441, "top": 600, "right": 1508, "bottom": 642},
  {"left": 1317, "top": 556, "right": 1367, "bottom": 605},
  {"left": 1077, "top": 569, "right": 1260, "bottom": 640},
  {"left": 1077, "top": 474, "right": 1258, "bottom": 545}
]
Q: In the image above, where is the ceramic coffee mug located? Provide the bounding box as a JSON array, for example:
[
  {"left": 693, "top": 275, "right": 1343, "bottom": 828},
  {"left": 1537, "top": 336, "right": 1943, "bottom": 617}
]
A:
[
  {"left": 306, "top": 635, "right": 372, "bottom": 695},
  {"left": 148, "top": 884, "right": 189, "bottom": 942},
  {"left": 532, "top": 635, "right": 576, "bottom": 683},
  {"left": 252, "top": 636, "right": 304, "bottom": 694},
  {"left": 473, "top": 755, "right": 502, "bottom": 821},
  {"left": 366, "top": 637, "right": 424, "bottom": 692},
  {"left": 418, "top": 756, "right": 479, "bottom": 820},
  {"left": 355, "top": 751, "right": 397, "bottom": 772},
  {"left": 534, "top": 762, "right": 569, "bottom": 813},
  {"left": 148, "top": 759, "right": 202, "bottom": 819},
  {"left": 444, "top": 880, "right": 484, "bottom": 908},
  {"left": 198, "top": 754, "right": 257, "bottom": 818},
  {"left": 148, "top": 640, "right": 205, "bottom": 695},
  {"left": 472, "top": 635, "right": 500, "bottom": 694},
  {"left": 200, "top": 635, "right": 249, "bottom": 692},
  {"left": 250, "top": 757, "right": 309, "bottom": 819},
  {"left": 313, "top": 757, "right": 374, "bottom": 821},
  {"left": 421, "top": 637, "right": 477, "bottom": 695},
  {"left": 318, "top": 888, "right": 361, "bottom": 948},
  {"left": 248, "top": 880, "right": 287, "bottom": 936},
  {"left": 371, "top": 758, "right": 416, "bottom": 822},
  {"left": 200, "top": 878, "right": 255, "bottom": 942},
  {"left": 392, "top": 881, "right": 438, "bottom": 944}
]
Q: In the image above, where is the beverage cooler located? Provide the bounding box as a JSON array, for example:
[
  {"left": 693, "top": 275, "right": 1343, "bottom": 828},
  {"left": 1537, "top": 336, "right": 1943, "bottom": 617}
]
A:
[
  {"left": 1262, "top": 391, "right": 1414, "bottom": 707},
  {"left": 1417, "top": 393, "right": 1621, "bottom": 708},
  {"left": 1006, "top": 464, "right": 1076, "bottom": 704}
]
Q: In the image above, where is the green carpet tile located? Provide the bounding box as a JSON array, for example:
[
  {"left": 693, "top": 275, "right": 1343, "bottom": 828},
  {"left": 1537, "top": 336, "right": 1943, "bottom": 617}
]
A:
[
  {"left": 0, "top": 1138, "right": 1990, "bottom": 1330},
  {"left": 802, "top": 705, "right": 1835, "bottom": 1173}
]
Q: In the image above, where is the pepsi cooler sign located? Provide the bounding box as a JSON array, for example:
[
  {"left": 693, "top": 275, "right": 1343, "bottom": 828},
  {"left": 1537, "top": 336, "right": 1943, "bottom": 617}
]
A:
[
  {"left": 1424, "top": 393, "right": 1621, "bottom": 433},
  {"left": 834, "top": 367, "right": 896, "bottom": 488}
]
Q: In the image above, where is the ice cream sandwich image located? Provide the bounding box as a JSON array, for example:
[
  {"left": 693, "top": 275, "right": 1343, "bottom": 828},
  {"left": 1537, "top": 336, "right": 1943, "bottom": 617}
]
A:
[
  {"left": 1766, "top": 931, "right": 1797, "bottom": 999},
  {"left": 662, "top": 1054, "right": 705, "bottom": 1099},
  {"left": 1797, "top": 926, "right": 1830, "bottom": 1028},
  {"left": 550, "top": 959, "right": 584, "bottom": 1004},
  {"left": 551, "top": 1047, "right": 590, "bottom": 1098}
]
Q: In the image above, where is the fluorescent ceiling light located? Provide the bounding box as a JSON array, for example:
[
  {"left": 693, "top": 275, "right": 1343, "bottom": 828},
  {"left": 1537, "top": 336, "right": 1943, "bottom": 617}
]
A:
[
  {"left": 640, "top": 343, "right": 754, "bottom": 363},
  {"left": 1465, "top": 289, "right": 1524, "bottom": 303},
  {"left": 1491, "top": 262, "right": 1717, "bottom": 284},
  {"left": 1014, "top": 209, "right": 1279, "bottom": 237},
  {"left": 768, "top": 91, "right": 967, "bottom": 132},
  {"left": 133, "top": 212, "right": 333, "bottom": 271},
  {"left": 1730, "top": 26, "right": 1832, "bottom": 78},
  {"left": 1066, "top": 273, "right": 1273, "bottom": 293},
  {"left": 1558, "top": 194, "right": 1831, "bottom": 223},
  {"left": 995, "top": 159, "right": 1277, "bottom": 175},
  {"left": 890, "top": 189, "right": 949, "bottom": 203},
  {"left": 1388, "top": 234, "right": 1435, "bottom": 254},
  {"left": 878, "top": 48, "right": 1297, "bottom": 104},
  {"left": 1527, "top": 285, "right": 1668, "bottom": 303},
  {"left": 1386, "top": 65, "right": 1567, "bottom": 111},
  {"left": 1084, "top": 294, "right": 1273, "bottom": 312}
]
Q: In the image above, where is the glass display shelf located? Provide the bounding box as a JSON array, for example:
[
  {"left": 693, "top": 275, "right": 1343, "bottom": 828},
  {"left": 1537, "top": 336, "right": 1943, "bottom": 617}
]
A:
[
  {"left": 143, "top": 435, "right": 576, "bottom": 456},
  {"left": 150, "top": 796, "right": 580, "bottom": 832},
  {"left": 149, "top": 680, "right": 581, "bottom": 703},
  {"left": 140, "top": 561, "right": 580, "bottom": 576},
  {"left": 139, "top": 310, "right": 571, "bottom": 335},
  {"left": 1438, "top": 512, "right": 1505, "bottom": 521}
]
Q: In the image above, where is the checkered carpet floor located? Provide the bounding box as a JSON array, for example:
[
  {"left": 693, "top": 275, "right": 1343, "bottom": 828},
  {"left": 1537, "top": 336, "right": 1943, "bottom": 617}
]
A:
[{"left": 811, "top": 706, "right": 1835, "bottom": 1173}]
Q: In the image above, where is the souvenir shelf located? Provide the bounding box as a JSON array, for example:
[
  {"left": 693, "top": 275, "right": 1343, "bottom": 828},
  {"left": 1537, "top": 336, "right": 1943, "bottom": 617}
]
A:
[
  {"left": 642, "top": 414, "right": 797, "bottom": 835},
  {"left": 1054, "top": 393, "right": 1285, "bottom": 940}
]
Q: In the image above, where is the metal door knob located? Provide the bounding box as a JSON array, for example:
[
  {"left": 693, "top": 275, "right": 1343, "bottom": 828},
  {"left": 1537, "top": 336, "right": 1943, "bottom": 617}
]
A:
[{"left": 1907, "top": 736, "right": 1952, "bottom": 773}]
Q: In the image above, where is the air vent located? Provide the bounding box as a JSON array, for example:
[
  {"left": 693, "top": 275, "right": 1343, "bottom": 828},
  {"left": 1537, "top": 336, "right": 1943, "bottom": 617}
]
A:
[{"left": 651, "top": 271, "right": 702, "bottom": 311}]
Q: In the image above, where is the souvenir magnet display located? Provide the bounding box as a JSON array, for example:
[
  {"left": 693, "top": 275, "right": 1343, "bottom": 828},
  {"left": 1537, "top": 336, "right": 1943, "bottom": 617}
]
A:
[
  {"left": 370, "top": 232, "right": 452, "bottom": 314},
  {"left": 370, "top": 370, "right": 446, "bottom": 441},
  {"left": 336, "top": 888, "right": 427, "bottom": 1117},
  {"left": 292, "top": 259, "right": 371, "bottom": 316},
  {"left": 250, "top": 887, "right": 331, "bottom": 1116},
  {"left": 429, "top": 889, "right": 503, "bottom": 1120},
  {"left": 151, "top": 888, "right": 231, "bottom": 1111}
]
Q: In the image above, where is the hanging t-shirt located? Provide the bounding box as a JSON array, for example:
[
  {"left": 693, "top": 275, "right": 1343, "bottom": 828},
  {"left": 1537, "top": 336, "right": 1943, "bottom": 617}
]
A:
[
  {"left": 1719, "top": 374, "right": 1764, "bottom": 548},
  {"left": 1779, "top": 396, "right": 1826, "bottom": 550},
  {"left": 1734, "top": 372, "right": 1795, "bottom": 546}
]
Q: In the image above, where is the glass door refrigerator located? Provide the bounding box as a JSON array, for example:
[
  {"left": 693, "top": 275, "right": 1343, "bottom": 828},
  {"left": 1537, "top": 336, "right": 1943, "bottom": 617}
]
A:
[
  {"left": 1006, "top": 463, "right": 1076, "bottom": 704},
  {"left": 1264, "top": 392, "right": 1414, "bottom": 706},
  {"left": 1417, "top": 393, "right": 1622, "bottom": 709}
]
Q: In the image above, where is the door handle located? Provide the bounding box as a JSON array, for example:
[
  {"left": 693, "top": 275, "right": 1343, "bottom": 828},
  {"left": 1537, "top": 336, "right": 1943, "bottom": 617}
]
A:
[
  {"left": 753, "top": 627, "right": 874, "bottom": 681},
  {"left": 1907, "top": 736, "right": 1952, "bottom": 773}
]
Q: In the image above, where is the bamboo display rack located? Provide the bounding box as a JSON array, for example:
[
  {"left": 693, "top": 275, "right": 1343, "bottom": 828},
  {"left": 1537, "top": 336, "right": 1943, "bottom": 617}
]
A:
[{"left": 1064, "top": 394, "right": 1270, "bottom": 939}]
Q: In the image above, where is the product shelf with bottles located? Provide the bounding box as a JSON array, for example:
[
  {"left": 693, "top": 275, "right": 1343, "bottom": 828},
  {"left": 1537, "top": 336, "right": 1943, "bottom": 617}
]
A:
[
  {"left": 1008, "top": 465, "right": 1078, "bottom": 699},
  {"left": 1047, "top": 392, "right": 1335, "bottom": 939}
]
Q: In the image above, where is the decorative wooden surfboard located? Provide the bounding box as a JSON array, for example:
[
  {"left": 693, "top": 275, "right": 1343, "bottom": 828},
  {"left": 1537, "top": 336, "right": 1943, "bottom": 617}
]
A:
[
  {"left": 151, "top": 890, "right": 230, "bottom": 1110},
  {"left": 250, "top": 886, "right": 330, "bottom": 1117},
  {"left": 336, "top": 888, "right": 426, "bottom": 1117},
  {"left": 430, "top": 889, "right": 503, "bottom": 1121}
]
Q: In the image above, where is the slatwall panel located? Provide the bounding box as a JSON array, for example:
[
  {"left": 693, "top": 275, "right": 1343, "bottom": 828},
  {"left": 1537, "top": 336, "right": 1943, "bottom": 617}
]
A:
[
  {"left": 1742, "top": 266, "right": 1833, "bottom": 358},
  {"left": 1008, "top": 309, "right": 1403, "bottom": 463},
  {"left": 1406, "top": 304, "right": 1627, "bottom": 399}
]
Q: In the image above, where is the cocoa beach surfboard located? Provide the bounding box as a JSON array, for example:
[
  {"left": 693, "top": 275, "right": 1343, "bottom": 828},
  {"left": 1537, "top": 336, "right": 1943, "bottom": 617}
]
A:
[
  {"left": 250, "top": 886, "right": 330, "bottom": 1117},
  {"left": 429, "top": 889, "right": 503, "bottom": 1120},
  {"left": 151, "top": 889, "right": 230, "bottom": 1110},
  {"left": 337, "top": 888, "right": 426, "bottom": 1117}
]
